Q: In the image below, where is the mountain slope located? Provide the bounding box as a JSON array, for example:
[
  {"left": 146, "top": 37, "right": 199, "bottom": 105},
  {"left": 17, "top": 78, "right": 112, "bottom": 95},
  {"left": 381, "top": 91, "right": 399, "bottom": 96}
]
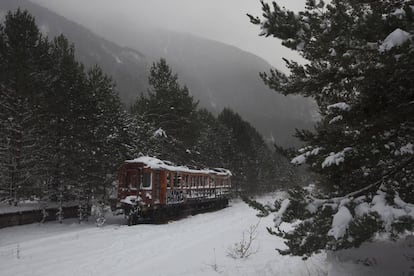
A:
[
  {"left": 0, "top": 0, "right": 148, "bottom": 104},
  {"left": 1, "top": 0, "right": 316, "bottom": 146},
  {"left": 90, "top": 23, "right": 317, "bottom": 146}
]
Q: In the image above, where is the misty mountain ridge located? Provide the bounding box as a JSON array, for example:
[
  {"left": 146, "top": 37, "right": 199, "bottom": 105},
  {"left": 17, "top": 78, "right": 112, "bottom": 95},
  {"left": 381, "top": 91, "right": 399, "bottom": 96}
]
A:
[
  {"left": 0, "top": 0, "right": 148, "bottom": 104},
  {"left": 90, "top": 19, "right": 317, "bottom": 125},
  {"left": 1, "top": 0, "right": 316, "bottom": 146}
]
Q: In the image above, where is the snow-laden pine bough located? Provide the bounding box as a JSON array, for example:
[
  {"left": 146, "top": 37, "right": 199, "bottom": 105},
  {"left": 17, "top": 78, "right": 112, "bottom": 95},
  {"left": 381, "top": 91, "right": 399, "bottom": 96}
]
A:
[{"left": 114, "top": 157, "right": 232, "bottom": 225}]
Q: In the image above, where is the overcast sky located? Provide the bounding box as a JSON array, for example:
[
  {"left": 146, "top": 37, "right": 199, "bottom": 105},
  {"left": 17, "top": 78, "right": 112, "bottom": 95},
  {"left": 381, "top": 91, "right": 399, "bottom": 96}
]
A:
[{"left": 32, "top": 0, "right": 306, "bottom": 71}]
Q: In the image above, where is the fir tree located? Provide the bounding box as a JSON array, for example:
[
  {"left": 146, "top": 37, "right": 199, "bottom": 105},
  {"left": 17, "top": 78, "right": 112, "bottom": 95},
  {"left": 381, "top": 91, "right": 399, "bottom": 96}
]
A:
[
  {"left": 0, "top": 9, "right": 140, "bottom": 219},
  {"left": 142, "top": 58, "right": 199, "bottom": 147},
  {"left": 42, "top": 35, "right": 89, "bottom": 202},
  {"left": 249, "top": 0, "right": 414, "bottom": 257},
  {"left": 218, "top": 108, "right": 285, "bottom": 193},
  {"left": 83, "top": 66, "right": 131, "bottom": 200},
  {"left": 131, "top": 59, "right": 200, "bottom": 164},
  {"left": 0, "top": 9, "right": 49, "bottom": 204},
  {"left": 194, "top": 108, "right": 233, "bottom": 168}
]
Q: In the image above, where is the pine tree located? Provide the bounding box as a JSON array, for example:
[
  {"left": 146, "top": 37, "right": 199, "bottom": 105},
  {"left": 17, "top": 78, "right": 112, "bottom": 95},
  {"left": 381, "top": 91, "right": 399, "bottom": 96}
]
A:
[
  {"left": 83, "top": 66, "right": 131, "bottom": 200},
  {"left": 217, "top": 108, "right": 283, "bottom": 193},
  {"left": 249, "top": 0, "right": 414, "bottom": 257},
  {"left": 131, "top": 59, "right": 200, "bottom": 164},
  {"left": 0, "top": 9, "right": 50, "bottom": 204},
  {"left": 194, "top": 109, "right": 233, "bottom": 168},
  {"left": 0, "top": 10, "right": 140, "bottom": 220},
  {"left": 142, "top": 58, "right": 199, "bottom": 147},
  {"left": 41, "top": 35, "right": 89, "bottom": 202}
]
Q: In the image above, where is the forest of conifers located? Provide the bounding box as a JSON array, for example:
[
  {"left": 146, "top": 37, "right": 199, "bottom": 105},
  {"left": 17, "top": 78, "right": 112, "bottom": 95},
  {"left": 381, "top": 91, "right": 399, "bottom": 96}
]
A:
[{"left": 0, "top": 10, "right": 302, "bottom": 207}]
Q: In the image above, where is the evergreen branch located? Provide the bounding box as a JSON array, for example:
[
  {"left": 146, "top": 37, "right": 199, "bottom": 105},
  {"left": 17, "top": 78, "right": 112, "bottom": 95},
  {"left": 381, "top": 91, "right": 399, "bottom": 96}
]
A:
[
  {"left": 312, "top": 156, "right": 414, "bottom": 203},
  {"left": 344, "top": 156, "right": 414, "bottom": 198}
]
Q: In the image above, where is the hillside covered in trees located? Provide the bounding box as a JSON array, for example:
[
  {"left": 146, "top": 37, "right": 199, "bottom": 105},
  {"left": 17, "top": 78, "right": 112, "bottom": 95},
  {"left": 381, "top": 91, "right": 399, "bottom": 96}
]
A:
[
  {"left": 1, "top": 0, "right": 317, "bottom": 147},
  {"left": 0, "top": 10, "right": 304, "bottom": 213}
]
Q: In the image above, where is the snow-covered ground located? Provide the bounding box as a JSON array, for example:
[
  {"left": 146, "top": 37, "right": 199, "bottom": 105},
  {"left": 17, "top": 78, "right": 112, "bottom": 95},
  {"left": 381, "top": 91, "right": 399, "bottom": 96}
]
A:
[{"left": 0, "top": 197, "right": 412, "bottom": 276}]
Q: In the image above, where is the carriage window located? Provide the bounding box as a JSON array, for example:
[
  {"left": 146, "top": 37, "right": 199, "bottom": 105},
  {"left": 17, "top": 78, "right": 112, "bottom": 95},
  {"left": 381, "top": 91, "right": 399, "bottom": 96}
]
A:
[
  {"left": 174, "top": 173, "right": 179, "bottom": 188},
  {"left": 142, "top": 172, "right": 151, "bottom": 188},
  {"left": 177, "top": 174, "right": 182, "bottom": 188},
  {"left": 167, "top": 173, "right": 171, "bottom": 188},
  {"left": 132, "top": 174, "right": 138, "bottom": 188},
  {"left": 127, "top": 172, "right": 139, "bottom": 189},
  {"left": 184, "top": 175, "right": 189, "bottom": 187},
  {"left": 154, "top": 172, "right": 160, "bottom": 186}
]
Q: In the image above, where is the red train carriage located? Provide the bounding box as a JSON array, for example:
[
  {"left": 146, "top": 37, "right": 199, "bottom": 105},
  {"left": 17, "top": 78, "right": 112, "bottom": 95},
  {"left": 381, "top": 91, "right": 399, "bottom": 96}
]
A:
[{"left": 116, "top": 157, "right": 232, "bottom": 225}]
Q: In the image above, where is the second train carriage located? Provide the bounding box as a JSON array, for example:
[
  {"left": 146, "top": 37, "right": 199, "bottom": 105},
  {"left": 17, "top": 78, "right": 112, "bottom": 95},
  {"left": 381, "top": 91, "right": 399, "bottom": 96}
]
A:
[{"left": 116, "top": 156, "right": 232, "bottom": 224}]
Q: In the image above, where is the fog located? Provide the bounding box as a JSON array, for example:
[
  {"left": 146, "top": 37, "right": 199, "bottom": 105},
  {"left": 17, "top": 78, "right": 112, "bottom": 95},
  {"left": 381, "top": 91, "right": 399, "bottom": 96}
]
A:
[{"left": 31, "top": 0, "right": 306, "bottom": 72}]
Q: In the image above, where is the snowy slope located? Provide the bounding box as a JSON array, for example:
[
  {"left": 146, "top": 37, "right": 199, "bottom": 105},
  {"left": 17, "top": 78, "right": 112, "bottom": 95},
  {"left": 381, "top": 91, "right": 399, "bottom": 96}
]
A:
[{"left": 0, "top": 199, "right": 412, "bottom": 276}]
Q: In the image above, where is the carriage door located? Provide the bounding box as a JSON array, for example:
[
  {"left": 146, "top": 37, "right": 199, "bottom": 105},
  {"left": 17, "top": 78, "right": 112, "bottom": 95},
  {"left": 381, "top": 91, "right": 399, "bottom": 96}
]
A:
[
  {"left": 159, "top": 171, "right": 167, "bottom": 205},
  {"left": 126, "top": 169, "right": 141, "bottom": 194},
  {"left": 153, "top": 171, "right": 160, "bottom": 204}
]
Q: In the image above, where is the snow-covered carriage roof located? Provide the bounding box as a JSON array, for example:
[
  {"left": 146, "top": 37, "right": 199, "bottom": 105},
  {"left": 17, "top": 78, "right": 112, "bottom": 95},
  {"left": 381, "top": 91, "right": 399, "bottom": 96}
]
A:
[{"left": 125, "top": 156, "right": 232, "bottom": 177}]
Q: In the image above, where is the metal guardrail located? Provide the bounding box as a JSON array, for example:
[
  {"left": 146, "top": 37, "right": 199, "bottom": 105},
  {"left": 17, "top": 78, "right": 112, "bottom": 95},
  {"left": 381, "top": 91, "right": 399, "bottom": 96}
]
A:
[{"left": 0, "top": 205, "right": 80, "bottom": 229}]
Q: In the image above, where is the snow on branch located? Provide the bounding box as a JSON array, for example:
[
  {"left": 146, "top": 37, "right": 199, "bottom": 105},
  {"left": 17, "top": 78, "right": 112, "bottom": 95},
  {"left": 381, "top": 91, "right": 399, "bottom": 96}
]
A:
[
  {"left": 329, "top": 115, "right": 343, "bottom": 124},
  {"left": 370, "top": 191, "right": 413, "bottom": 231},
  {"left": 324, "top": 190, "right": 414, "bottom": 241},
  {"left": 325, "top": 190, "right": 414, "bottom": 240},
  {"left": 153, "top": 128, "right": 167, "bottom": 138},
  {"left": 327, "top": 102, "right": 351, "bottom": 112},
  {"left": 291, "top": 154, "right": 307, "bottom": 165},
  {"left": 330, "top": 156, "right": 414, "bottom": 202},
  {"left": 328, "top": 205, "right": 353, "bottom": 240},
  {"left": 302, "top": 156, "right": 414, "bottom": 212},
  {"left": 291, "top": 147, "right": 323, "bottom": 165},
  {"left": 321, "top": 147, "right": 352, "bottom": 168},
  {"left": 274, "top": 198, "right": 290, "bottom": 227},
  {"left": 399, "top": 143, "right": 413, "bottom": 155},
  {"left": 379, "top": 28, "right": 412, "bottom": 52}
]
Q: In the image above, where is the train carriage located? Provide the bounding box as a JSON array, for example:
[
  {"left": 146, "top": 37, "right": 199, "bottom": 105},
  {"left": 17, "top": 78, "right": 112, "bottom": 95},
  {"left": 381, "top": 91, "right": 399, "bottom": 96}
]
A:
[{"left": 116, "top": 157, "right": 232, "bottom": 224}]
